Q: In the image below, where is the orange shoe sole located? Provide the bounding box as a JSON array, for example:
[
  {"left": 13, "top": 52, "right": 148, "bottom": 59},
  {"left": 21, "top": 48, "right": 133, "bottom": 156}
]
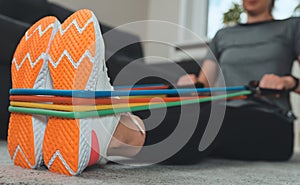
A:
[
  {"left": 8, "top": 16, "right": 59, "bottom": 169},
  {"left": 43, "top": 9, "right": 103, "bottom": 176}
]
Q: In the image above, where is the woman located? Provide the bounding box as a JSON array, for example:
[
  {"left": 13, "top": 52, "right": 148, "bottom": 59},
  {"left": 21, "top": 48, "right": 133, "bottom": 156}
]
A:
[
  {"left": 110, "top": 0, "right": 300, "bottom": 163},
  {"left": 176, "top": 0, "right": 300, "bottom": 160},
  {"left": 178, "top": 0, "right": 300, "bottom": 100}
]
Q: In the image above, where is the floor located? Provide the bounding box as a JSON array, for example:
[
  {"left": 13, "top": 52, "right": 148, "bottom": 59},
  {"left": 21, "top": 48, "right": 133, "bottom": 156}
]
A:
[{"left": 1, "top": 141, "right": 300, "bottom": 185}]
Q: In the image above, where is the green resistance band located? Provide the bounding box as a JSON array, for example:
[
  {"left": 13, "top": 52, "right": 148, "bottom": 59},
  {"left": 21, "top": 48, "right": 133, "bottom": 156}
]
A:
[{"left": 9, "top": 90, "right": 252, "bottom": 119}]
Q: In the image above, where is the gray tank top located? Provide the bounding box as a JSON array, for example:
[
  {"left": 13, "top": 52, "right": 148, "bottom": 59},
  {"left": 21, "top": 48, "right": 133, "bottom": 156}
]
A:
[{"left": 205, "top": 17, "right": 300, "bottom": 110}]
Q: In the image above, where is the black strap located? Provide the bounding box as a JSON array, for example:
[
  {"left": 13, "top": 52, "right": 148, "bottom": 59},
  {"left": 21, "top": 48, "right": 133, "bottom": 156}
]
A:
[{"left": 288, "top": 75, "right": 299, "bottom": 92}]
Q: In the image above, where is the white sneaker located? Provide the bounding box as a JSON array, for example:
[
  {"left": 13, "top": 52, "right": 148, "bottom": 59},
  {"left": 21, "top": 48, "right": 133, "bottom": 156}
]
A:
[
  {"left": 8, "top": 16, "right": 60, "bottom": 169},
  {"left": 43, "top": 9, "right": 120, "bottom": 176}
]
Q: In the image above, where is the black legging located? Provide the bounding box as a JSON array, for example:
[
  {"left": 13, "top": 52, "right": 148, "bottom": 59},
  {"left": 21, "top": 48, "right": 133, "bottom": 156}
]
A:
[
  {"left": 109, "top": 59, "right": 294, "bottom": 164},
  {"left": 133, "top": 101, "right": 294, "bottom": 164}
]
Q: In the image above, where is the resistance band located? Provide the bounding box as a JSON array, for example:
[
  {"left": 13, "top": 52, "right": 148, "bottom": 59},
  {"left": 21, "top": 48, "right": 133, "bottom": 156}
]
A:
[
  {"left": 10, "top": 101, "right": 158, "bottom": 112},
  {"left": 10, "top": 95, "right": 200, "bottom": 105},
  {"left": 9, "top": 90, "right": 252, "bottom": 119},
  {"left": 10, "top": 86, "right": 246, "bottom": 98}
]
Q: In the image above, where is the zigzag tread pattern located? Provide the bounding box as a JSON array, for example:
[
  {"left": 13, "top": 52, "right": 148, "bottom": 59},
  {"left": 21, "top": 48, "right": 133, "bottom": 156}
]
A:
[
  {"left": 26, "top": 15, "right": 93, "bottom": 40},
  {"left": 25, "top": 23, "right": 55, "bottom": 41},
  {"left": 12, "top": 145, "right": 35, "bottom": 169},
  {"left": 43, "top": 118, "right": 81, "bottom": 176},
  {"left": 13, "top": 16, "right": 94, "bottom": 70},
  {"left": 48, "top": 49, "right": 95, "bottom": 69},
  {"left": 12, "top": 49, "right": 95, "bottom": 71},
  {"left": 48, "top": 16, "right": 95, "bottom": 67},
  {"left": 47, "top": 150, "right": 77, "bottom": 176},
  {"left": 46, "top": 127, "right": 92, "bottom": 176},
  {"left": 12, "top": 53, "right": 47, "bottom": 71},
  {"left": 8, "top": 114, "right": 36, "bottom": 169},
  {"left": 58, "top": 17, "right": 93, "bottom": 35}
]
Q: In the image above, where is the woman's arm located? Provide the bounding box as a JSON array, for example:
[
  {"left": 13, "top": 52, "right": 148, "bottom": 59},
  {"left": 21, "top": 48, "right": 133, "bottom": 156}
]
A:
[
  {"left": 260, "top": 74, "right": 299, "bottom": 93},
  {"left": 197, "top": 60, "right": 219, "bottom": 87},
  {"left": 177, "top": 60, "right": 218, "bottom": 87},
  {"left": 177, "top": 30, "right": 220, "bottom": 87},
  {"left": 259, "top": 58, "right": 300, "bottom": 94}
]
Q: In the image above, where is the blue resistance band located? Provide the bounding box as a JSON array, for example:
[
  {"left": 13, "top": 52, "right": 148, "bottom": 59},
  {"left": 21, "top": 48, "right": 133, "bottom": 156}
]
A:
[{"left": 10, "top": 86, "right": 247, "bottom": 98}]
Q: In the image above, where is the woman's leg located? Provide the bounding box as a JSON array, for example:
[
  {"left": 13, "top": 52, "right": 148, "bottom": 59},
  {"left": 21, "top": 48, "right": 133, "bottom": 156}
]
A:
[
  {"left": 211, "top": 106, "right": 294, "bottom": 161},
  {"left": 106, "top": 104, "right": 210, "bottom": 164},
  {"left": 106, "top": 60, "right": 205, "bottom": 163},
  {"left": 132, "top": 102, "right": 214, "bottom": 164}
]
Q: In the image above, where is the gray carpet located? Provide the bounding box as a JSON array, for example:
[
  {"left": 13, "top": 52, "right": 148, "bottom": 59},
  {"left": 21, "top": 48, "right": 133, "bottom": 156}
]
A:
[{"left": 1, "top": 141, "right": 300, "bottom": 185}]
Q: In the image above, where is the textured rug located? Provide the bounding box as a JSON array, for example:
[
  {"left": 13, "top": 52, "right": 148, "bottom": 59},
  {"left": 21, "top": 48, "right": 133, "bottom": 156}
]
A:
[{"left": 1, "top": 141, "right": 299, "bottom": 185}]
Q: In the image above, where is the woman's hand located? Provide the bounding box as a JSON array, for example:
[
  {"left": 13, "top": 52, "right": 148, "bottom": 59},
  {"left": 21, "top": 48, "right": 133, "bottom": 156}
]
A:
[
  {"left": 259, "top": 74, "right": 296, "bottom": 90},
  {"left": 177, "top": 74, "right": 197, "bottom": 86}
]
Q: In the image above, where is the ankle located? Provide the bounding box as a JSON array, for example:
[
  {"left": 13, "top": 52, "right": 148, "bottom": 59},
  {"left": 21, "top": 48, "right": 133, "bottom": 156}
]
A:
[{"left": 107, "top": 114, "right": 145, "bottom": 157}]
